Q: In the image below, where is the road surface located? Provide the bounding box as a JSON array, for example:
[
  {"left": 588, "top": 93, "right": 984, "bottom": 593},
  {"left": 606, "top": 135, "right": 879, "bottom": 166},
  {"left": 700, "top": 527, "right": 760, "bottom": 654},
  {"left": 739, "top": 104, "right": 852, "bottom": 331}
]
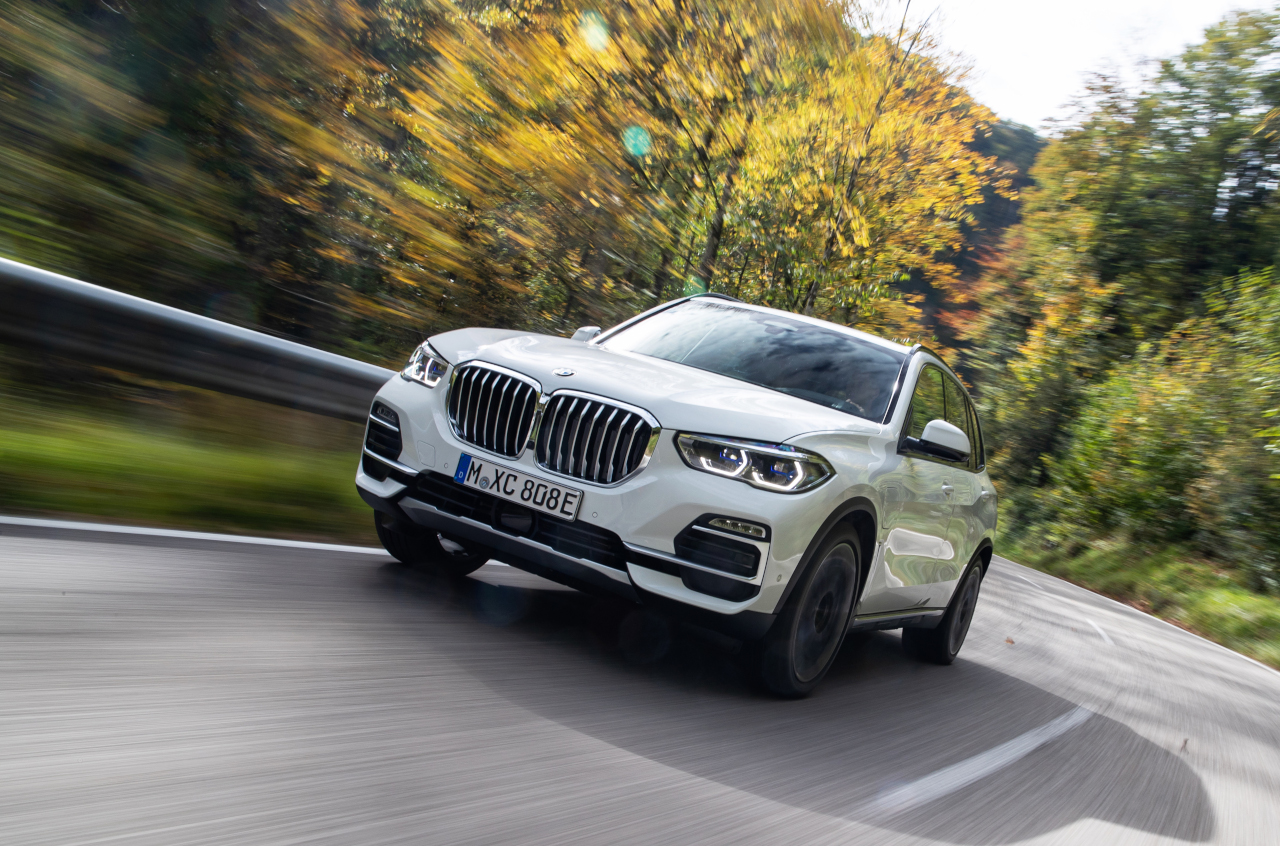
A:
[{"left": 1, "top": 518, "right": 1278, "bottom": 845}]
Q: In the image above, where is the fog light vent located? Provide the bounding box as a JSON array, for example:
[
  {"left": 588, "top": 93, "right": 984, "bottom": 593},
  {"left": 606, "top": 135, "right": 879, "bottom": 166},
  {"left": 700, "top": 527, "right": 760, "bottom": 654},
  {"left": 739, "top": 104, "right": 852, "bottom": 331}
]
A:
[{"left": 674, "top": 528, "right": 760, "bottom": 579}]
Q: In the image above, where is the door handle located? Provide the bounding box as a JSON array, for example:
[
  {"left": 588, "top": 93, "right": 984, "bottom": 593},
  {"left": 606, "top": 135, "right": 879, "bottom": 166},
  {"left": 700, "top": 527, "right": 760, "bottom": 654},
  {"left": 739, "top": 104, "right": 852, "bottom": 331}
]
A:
[
  {"left": 979, "top": 489, "right": 992, "bottom": 501},
  {"left": 941, "top": 484, "right": 954, "bottom": 496}
]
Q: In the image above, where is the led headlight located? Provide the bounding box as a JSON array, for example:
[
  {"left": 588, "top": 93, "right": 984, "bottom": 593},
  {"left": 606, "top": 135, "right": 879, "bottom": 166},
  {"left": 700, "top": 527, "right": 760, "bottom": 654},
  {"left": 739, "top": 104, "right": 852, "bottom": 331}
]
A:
[
  {"left": 401, "top": 342, "right": 450, "bottom": 388},
  {"left": 675, "top": 434, "right": 833, "bottom": 493}
]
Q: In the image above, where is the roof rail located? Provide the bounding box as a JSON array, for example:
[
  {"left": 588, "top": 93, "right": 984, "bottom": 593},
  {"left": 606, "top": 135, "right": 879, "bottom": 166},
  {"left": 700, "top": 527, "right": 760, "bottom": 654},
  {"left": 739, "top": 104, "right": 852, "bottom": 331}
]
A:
[{"left": 691, "top": 292, "right": 742, "bottom": 302}]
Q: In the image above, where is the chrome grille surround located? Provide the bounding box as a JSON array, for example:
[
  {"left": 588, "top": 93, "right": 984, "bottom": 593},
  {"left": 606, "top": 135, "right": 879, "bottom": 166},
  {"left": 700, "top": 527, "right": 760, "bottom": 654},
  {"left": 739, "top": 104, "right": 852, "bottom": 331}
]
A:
[
  {"left": 447, "top": 362, "right": 542, "bottom": 459},
  {"left": 535, "top": 390, "right": 659, "bottom": 486}
]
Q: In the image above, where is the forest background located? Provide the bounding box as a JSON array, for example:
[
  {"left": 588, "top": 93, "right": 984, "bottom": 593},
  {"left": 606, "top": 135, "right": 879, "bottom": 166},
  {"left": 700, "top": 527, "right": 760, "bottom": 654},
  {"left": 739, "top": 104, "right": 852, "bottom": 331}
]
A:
[{"left": 3, "top": 0, "right": 1280, "bottom": 664}]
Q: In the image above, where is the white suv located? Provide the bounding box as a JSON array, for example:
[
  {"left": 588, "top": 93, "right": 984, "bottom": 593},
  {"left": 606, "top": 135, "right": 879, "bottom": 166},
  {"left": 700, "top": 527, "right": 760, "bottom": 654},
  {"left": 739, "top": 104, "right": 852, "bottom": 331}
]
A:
[{"left": 356, "top": 295, "right": 997, "bottom": 696}]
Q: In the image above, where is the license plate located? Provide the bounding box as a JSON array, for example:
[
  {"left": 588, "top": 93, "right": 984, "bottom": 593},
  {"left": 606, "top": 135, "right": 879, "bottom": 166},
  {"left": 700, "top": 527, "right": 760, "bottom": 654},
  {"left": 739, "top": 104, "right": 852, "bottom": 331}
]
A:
[{"left": 454, "top": 453, "right": 583, "bottom": 521}]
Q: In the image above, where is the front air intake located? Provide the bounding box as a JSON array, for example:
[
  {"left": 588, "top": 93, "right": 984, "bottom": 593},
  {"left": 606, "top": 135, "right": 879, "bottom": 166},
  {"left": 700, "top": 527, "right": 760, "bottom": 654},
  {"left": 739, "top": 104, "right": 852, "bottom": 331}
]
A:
[
  {"left": 447, "top": 363, "right": 541, "bottom": 458},
  {"left": 535, "top": 393, "right": 656, "bottom": 485}
]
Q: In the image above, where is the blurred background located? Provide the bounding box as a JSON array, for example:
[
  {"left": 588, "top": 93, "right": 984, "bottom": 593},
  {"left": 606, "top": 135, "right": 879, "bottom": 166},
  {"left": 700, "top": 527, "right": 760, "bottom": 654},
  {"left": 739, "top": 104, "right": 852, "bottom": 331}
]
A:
[{"left": 1, "top": 0, "right": 1279, "bottom": 667}]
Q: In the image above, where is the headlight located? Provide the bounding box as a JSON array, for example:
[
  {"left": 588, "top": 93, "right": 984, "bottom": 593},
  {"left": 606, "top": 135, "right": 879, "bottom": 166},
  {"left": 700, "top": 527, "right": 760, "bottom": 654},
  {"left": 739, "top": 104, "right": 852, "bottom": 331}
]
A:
[
  {"left": 401, "top": 342, "right": 450, "bottom": 388},
  {"left": 675, "top": 433, "right": 833, "bottom": 493}
]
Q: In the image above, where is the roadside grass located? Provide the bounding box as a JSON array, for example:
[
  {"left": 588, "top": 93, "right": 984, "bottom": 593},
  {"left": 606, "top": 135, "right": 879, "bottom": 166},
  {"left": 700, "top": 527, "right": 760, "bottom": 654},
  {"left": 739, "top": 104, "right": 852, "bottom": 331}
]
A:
[
  {"left": 998, "top": 532, "right": 1280, "bottom": 670},
  {"left": 0, "top": 394, "right": 376, "bottom": 545}
]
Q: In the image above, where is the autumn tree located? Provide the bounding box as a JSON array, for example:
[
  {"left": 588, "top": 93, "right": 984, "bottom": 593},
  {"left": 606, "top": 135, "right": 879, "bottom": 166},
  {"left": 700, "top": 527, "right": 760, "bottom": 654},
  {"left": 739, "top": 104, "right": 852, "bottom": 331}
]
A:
[
  {"left": 720, "top": 21, "right": 1007, "bottom": 343},
  {"left": 966, "top": 9, "right": 1280, "bottom": 486},
  {"left": 1, "top": 0, "right": 1014, "bottom": 353}
]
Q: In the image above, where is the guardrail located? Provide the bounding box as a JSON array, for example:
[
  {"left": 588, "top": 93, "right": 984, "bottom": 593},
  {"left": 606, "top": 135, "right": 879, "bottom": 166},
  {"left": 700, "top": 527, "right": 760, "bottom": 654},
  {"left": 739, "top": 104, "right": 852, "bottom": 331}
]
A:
[{"left": 0, "top": 257, "right": 395, "bottom": 422}]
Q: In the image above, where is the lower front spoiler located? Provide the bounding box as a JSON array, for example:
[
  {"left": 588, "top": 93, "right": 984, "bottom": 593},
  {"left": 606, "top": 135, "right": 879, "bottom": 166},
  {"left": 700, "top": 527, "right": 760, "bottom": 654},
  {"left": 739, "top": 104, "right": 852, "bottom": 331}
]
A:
[
  {"left": 360, "top": 485, "right": 638, "bottom": 603},
  {"left": 358, "top": 484, "right": 777, "bottom": 640}
]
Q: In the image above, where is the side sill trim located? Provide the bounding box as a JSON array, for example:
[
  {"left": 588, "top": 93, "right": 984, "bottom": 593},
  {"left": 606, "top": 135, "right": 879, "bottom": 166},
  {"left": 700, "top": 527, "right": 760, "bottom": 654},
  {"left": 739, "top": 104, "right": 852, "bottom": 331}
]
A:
[{"left": 848, "top": 608, "right": 946, "bottom": 632}]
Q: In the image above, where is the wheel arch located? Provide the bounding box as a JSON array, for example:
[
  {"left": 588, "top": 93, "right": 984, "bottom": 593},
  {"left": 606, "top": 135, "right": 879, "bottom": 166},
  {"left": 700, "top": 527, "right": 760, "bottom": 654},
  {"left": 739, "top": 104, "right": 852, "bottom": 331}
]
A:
[
  {"left": 774, "top": 496, "right": 879, "bottom": 613},
  {"left": 974, "top": 537, "right": 994, "bottom": 573}
]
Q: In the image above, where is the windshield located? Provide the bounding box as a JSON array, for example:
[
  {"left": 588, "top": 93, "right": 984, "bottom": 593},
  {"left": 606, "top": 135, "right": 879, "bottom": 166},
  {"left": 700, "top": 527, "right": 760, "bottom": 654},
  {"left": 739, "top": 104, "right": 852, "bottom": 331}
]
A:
[{"left": 601, "top": 300, "right": 906, "bottom": 421}]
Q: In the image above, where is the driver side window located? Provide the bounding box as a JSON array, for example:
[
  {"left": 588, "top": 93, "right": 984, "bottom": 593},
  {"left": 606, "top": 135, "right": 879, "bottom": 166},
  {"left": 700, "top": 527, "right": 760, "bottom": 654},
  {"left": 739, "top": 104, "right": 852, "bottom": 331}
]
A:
[{"left": 908, "top": 365, "right": 946, "bottom": 439}]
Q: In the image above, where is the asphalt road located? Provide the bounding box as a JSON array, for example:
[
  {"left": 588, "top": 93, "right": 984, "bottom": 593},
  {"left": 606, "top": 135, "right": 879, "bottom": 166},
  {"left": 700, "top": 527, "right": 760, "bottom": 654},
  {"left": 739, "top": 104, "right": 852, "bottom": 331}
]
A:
[{"left": 2, "top": 520, "right": 1279, "bottom": 845}]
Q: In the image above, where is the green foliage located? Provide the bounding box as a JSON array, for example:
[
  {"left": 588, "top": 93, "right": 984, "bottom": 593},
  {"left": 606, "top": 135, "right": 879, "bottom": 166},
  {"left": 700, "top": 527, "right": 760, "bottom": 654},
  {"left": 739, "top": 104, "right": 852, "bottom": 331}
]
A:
[
  {"left": 0, "top": 387, "right": 374, "bottom": 544},
  {"left": 0, "top": 1, "right": 237, "bottom": 300},
  {"left": 962, "top": 10, "right": 1280, "bottom": 665},
  {"left": 967, "top": 9, "right": 1280, "bottom": 488},
  {"left": 1037, "top": 269, "right": 1280, "bottom": 591}
]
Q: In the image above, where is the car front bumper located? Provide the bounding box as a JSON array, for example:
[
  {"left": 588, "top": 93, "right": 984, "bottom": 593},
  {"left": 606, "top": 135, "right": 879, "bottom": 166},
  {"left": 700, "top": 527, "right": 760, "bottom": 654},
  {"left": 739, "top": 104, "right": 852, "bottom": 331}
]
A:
[{"left": 355, "top": 374, "right": 852, "bottom": 634}]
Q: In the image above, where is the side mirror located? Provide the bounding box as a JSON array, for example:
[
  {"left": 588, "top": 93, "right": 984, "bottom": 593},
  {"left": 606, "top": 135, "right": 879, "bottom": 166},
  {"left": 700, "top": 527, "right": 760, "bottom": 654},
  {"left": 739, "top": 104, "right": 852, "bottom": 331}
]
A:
[
  {"left": 908, "top": 419, "right": 970, "bottom": 462},
  {"left": 571, "top": 325, "right": 602, "bottom": 342}
]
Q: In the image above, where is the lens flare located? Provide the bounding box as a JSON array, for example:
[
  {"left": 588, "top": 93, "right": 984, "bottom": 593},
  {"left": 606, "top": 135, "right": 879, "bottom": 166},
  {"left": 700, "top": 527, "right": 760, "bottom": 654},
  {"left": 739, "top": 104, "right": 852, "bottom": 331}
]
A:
[
  {"left": 621, "top": 125, "right": 652, "bottom": 157},
  {"left": 579, "top": 11, "right": 609, "bottom": 51}
]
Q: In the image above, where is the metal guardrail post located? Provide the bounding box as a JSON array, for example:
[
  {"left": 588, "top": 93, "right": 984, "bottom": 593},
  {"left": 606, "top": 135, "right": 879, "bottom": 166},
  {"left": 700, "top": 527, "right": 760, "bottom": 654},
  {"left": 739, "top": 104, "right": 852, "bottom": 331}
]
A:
[{"left": 0, "top": 257, "right": 395, "bottom": 422}]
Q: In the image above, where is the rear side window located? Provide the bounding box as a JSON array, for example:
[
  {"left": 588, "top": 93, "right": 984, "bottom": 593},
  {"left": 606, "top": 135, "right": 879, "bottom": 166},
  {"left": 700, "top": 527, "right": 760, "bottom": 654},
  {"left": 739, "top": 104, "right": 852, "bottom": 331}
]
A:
[
  {"left": 966, "top": 401, "right": 986, "bottom": 470},
  {"left": 944, "top": 377, "right": 978, "bottom": 471},
  {"left": 944, "top": 378, "right": 972, "bottom": 439}
]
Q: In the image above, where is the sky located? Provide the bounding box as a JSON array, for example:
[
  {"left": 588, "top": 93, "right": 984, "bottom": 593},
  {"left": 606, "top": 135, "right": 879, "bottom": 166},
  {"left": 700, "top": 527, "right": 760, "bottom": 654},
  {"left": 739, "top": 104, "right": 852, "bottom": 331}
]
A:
[{"left": 921, "top": 0, "right": 1270, "bottom": 130}]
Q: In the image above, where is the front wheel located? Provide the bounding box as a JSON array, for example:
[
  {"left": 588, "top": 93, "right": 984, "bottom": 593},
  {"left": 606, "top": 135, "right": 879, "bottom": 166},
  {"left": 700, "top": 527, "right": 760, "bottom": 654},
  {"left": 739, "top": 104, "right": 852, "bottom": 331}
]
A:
[
  {"left": 755, "top": 528, "right": 861, "bottom": 698},
  {"left": 374, "top": 514, "right": 489, "bottom": 577},
  {"left": 903, "top": 559, "right": 983, "bottom": 665}
]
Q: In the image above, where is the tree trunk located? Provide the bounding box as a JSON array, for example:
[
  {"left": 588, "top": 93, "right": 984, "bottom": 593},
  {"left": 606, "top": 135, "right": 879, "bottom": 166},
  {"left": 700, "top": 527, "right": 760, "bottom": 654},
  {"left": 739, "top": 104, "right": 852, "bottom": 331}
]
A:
[
  {"left": 692, "top": 110, "right": 754, "bottom": 292},
  {"left": 804, "top": 17, "right": 924, "bottom": 316},
  {"left": 651, "top": 247, "right": 673, "bottom": 300}
]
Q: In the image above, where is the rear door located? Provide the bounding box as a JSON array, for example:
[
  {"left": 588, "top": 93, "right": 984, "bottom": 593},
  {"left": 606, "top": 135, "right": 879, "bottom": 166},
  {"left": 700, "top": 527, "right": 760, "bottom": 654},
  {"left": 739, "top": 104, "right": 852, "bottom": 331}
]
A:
[
  {"left": 949, "top": 389, "right": 996, "bottom": 568},
  {"left": 942, "top": 376, "right": 983, "bottom": 577}
]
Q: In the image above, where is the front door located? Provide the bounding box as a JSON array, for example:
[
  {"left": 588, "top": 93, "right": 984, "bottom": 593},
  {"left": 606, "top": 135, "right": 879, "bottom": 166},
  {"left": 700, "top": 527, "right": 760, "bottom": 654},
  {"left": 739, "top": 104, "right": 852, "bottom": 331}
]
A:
[{"left": 861, "top": 365, "right": 962, "bottom": 615}]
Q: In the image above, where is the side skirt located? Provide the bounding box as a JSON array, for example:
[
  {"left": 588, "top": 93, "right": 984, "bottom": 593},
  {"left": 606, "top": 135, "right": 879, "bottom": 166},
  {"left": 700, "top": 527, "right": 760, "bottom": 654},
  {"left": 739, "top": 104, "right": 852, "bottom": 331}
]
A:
[{"left": 848, "top": 608, "right": 945, "bottom": 633}]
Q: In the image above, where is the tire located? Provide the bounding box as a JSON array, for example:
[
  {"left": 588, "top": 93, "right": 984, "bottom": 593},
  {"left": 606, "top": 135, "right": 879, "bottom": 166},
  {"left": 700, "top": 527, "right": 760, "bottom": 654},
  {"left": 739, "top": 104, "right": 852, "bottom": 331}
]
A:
[
  {"left": 374, "top": 513, "right": 489, "bottom": 577},
  {"left": 756, "top": 528, "right": 861, "bottom": 698},
  {"left": 903, "top": 559, "right": 983, "bottom": 665}
]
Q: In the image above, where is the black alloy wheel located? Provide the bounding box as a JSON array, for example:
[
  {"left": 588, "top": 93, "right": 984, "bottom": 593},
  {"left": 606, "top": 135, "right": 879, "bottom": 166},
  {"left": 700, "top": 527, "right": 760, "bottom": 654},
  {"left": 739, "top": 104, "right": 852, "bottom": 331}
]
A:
[
  {"left": 903, "top": 559, "right": 984, "bottom": 665},
  {"left": 757, "top": 528, "right": 861, "bottom": 698},
  {"left": 374, "top": 513, "right": 489, "bottom": 577}
]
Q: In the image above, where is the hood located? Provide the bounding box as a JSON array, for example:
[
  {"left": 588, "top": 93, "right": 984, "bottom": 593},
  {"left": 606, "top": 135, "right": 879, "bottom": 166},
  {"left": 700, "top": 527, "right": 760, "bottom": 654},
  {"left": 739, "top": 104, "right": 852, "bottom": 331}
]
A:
[{"left": 429, "top": 328, "right": 884, "bottom": 444}]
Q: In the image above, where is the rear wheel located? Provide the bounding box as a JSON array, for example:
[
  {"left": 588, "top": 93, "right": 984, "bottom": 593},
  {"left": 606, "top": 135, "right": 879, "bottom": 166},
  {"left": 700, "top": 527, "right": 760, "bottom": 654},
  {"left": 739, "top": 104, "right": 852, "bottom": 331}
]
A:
[
  {"left": 374, "top": 514, "right": 489, "bottom": 577},
  {"left": 903, "top": 559, "right": 983, "bottom": 665},
  {"left": 756, "top": 528, "right": 861, "bottom": 698}
]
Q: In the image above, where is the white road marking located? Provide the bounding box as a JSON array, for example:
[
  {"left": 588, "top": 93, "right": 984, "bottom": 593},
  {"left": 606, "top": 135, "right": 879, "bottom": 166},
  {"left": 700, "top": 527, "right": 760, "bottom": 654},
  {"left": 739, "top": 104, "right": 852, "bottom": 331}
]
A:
[
  {"left": 1012, "top": 573, "right": 1044, "bottom": 591},
  {"left": 992, "top": 555, "right": 1280, "bottom": 680},
  {"left": 871, "top": 706, "right": 1094, "bottom": 814},
  {"left": 0, "top": 515, "right": 389, "bottom": 555},
  {"left": 1086, "top": 618, "right": 1115, "bottom": 646}
]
